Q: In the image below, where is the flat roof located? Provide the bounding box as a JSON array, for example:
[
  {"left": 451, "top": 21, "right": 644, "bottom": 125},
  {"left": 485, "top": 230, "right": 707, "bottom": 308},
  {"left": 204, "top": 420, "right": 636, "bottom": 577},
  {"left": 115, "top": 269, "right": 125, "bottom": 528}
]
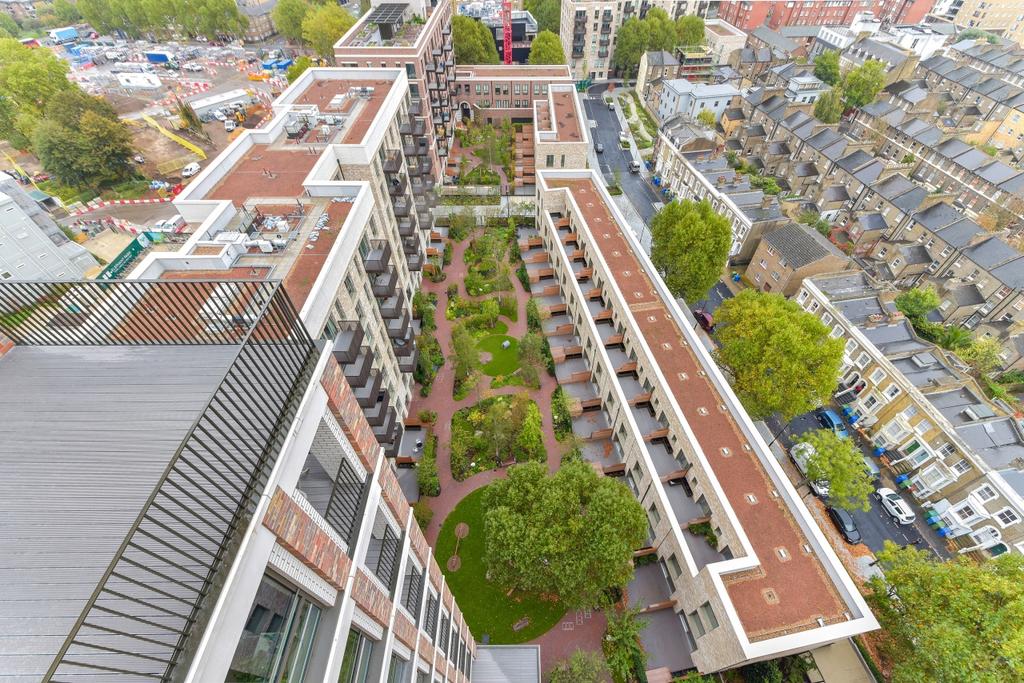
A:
[
  {"left": 536, "top": 89, "right": 584, "bottom": 143},
  {"left": 457, "top": 65, "right": 571, "bottom": 79},
  {"left": 547, "top": 177, "right": 847, "bottom": 641},
  {"left": 0, "top": 344, "right": 238, "bottom": 680}
]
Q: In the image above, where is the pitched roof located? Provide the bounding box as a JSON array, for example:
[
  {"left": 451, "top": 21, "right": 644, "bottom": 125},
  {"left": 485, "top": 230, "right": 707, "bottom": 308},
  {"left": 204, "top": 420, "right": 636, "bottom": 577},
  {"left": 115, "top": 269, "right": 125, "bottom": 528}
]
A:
[
  {"left": 762, "top": 222, "right": 844, "bottom": 269},
  {"left": 751, "top": 26, "right": 797, "bottom": 53}
]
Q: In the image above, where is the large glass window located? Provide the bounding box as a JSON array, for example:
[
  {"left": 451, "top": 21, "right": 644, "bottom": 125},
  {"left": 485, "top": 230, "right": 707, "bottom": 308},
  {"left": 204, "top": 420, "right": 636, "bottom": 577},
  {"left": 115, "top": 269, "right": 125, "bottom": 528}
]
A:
[
  {"left": 386, "top": 654, "right": 408, "bottom": 683},
  {"left": 339, "top": 629, "right": 375, "bottom": 683},
  {"left": 227, "top": 575, "right": 321, "bottom": 683}
]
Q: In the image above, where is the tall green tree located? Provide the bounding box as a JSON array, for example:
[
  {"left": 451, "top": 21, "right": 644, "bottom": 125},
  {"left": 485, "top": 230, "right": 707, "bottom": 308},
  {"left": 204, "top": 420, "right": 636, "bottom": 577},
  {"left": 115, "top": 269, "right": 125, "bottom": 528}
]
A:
[
  {"left": 842, "top": 59, "right": 886, "bottom": 108},
  {"left": 514, "top": 401, "right": 545, "bottom": 463},
  {"left": 517, "top": 330, "right": 547, "bottom": 388},
  {"left": 302, "top": 3, "right": 356, "bottom": 62},
  {"left": 813, "top": 87, "right": 844, "bottom": 124},
  {"left": 894, "top": 286, "right": 941, "bottom": 320},
  {"left": 450, "top": 322, "right": 480, "bottom": 389},
  {"left": 867, "top": 542, "right": 1024, "bottom": 683},
  {"left": 286, "top": 55, "right": 312, "bottom": 83},
  {"left": 713, "top": 289, "right": 845, "bottom": 421},
  {"left": 0, "top": 38, "right": 73, "bottom": 148},
  {"left": 0, "top": 12, "right": 20, "bottom": 37},
  {"left": 649, "top": 198, "right": 732, "bottom": 303},
  {"left": 959, "top": 337, "right": 1004, "bottom": 376},
  {"left": 527, "top": 29, "right": 564, "bottom": 65},
  {"left": 696, "top": 108, "right": 716, "bottom": 128},
  {"left": 603, "top": 607, "right": 648, "bottom": 683},
  {"left": 53, "top": 0, "right": 83, "bottom": 24},
  {"left": 675, "top": 15, "right": 704, "bottom": 46},
  {"left": 273, "top": 0, "right": 312, "bottom": 42},
  {"left": 798, "top": 429, "right": 873, "bottom": 511},
  {"left": 523, "top": 0, "right": 559, "bottom": 34},
  {"left": 613, "top": 8, "right": 677, "bottom": 76},
  {"left": 813, "top": 50, "right": 840, "bottom": 85},
  {"left": 452, "top": 15, "right": 498, "bottom": 65},
  {"left": 483, "top": 459, "right": 647, "bottom": 608}
]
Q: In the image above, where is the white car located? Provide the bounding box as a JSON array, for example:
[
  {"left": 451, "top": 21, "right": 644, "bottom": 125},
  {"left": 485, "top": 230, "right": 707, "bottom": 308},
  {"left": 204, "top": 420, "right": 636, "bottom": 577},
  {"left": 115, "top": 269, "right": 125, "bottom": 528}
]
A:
[
  {"left": 877, "top": 487, "right": 916, "bottom": 525},
  {"left": 183, "top": 63, "right": 204, "bottom": 72},
  {"left": 213, "top": 110, "right": 227, "bottom": 122},
  {"left": 224, "top": 119, "right": 236, "bottom": 132},
  {"left": 181, "top": 162, "right": 201, "bottom": 178},
  {"left": 790, "top": 442, "right": 830, "bottom": 498}
]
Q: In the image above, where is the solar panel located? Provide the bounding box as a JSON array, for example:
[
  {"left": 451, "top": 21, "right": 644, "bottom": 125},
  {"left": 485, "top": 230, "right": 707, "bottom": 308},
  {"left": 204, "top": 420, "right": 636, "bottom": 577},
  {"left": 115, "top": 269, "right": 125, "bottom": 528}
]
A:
[{"left": 367, "top": 3, "right": 407, "bottom": 24}]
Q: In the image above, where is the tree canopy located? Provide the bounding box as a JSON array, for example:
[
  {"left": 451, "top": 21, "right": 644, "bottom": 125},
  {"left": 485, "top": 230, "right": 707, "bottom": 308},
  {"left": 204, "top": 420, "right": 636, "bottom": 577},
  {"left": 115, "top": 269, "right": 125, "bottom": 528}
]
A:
[
  {"left": 549, "top": 650, "right": 607, "bottom": 683},
  {"left": 272, "top": 0, "right": 311, "bottom": 42},
  {"left": 842, "top": 59, "right": 887, "bottom": 109},
  {"left": 813, "top": 86, "right": 844, "bottom": 124},
  {"left": 78, "top": 0, "right": 247, "bottom": 39},
  {"left": 452, "top": 15, "right": 499, "bottom": 65},
  {"left": 867, "top": 541, "right": 1024, "bottom": 683},
  {"left": 696, "top": 108, "right": 716, "bottom": 128},
  {"left": 798, "top": 429, "right": 873, "bottom": 511},
  {"left": 958, "top": 337, "right": 1004, "bottom": 376},
  {"left": 895, "top": 286, "right": 941, "bottom": 320},
  {"left": 613, "top": 8, "right": 677, "bottom": 76},
  {"left": 713, "top": 289, "right": 845, "bottom": 421},
  {"left": 0, "top": 38, "right": 73, "bottom": 149},
  {"left": 813, "top": 50, "right": 840, "bottom": 85},
  {"left": 483, "top": 459, "right": 647, "bottom": 608},
  {"left": 286, "top": 56, "right": 313, "bottom": 83},
  {"left": 302, "top": 3, "right": 356, "bottom": 62},
  {"left": 527, "top": 30, "right": 564, "bottom": 65},
  {"left": 649, "top": 198, "right": 732, "bottom": 303},
  {"left": 523, "top": 0, "right": 559, "bottom": 34},
  {"left": 675, "top": 15, "right": 704, "bottom": 46},
  {"left": 0, "top": 13, "right": 20, "bottom": 37}
]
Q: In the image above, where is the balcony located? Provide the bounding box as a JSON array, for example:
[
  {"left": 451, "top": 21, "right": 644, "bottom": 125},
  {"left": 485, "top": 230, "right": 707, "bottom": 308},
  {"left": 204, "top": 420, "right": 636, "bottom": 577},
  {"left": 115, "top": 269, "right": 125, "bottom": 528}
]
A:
[
  {"left": 403, "top": 141, "right": 428, "bottom": 157},
  {"left": 407, "top": 251, "right": 423, "bottom": 271},
  {"left": 443, "top": 39, "right": 452, "bottom": 53},
  {"left": 398, "top": 216, "right": 416, "bottom": 237},
  {"left": 601, "top": 24, "right": 611, "bottom": 34},
  {"left": 382, "top": 150, "right": 403, "bottom": 175},
  {"left": 387, "top": 310, "right": 411, "bottom": 339},
  {"left": 388, "top": 174, "right": 408, "bottom": 197},
  {"left": 373, "top": 406, "right": 399, "bottom": 443},
  {"left": 598, "top": 48, "right": 609, "bottom": 58},
  {"left": 366, "top": 514, "right": 401, "bottom": 590},
  {"left": 378, "top": 291, "right": 405, "bottom": 319},
  {"left": 411, "top": 178, "right": 435, "bottom": 195},
  {"left": 296, "top": 447, "right": 369, "bottom": 553},
  {"left": 416, "top": 192, "right": 437, "bottom": 210},
  {"left": 400, "top": 118, "right": 427, "bottom": 137},
  {"left": 353, "top": 367, "right": 383, "bottom": 408},
  {"left": 331, "top": 320, "right": 365, "bottom": 364},
  {"left": 365, "top": 389, "right": 392, "bottom": 427},
  {"left": 364, "top": 239, "right": 392, "bottom": 274},
  {"left": 397, "top": 343, "right": 418, "bottom": 373},
  {"left": 344, "top": 346, "right": 374, "bottom": 388}
]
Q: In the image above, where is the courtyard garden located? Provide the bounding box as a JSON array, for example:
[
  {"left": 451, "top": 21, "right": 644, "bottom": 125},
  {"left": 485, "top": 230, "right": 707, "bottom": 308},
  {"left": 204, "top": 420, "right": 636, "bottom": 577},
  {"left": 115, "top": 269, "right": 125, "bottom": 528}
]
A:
[{"left": 450, "top": 392, "right": 545, "bottom": 480}]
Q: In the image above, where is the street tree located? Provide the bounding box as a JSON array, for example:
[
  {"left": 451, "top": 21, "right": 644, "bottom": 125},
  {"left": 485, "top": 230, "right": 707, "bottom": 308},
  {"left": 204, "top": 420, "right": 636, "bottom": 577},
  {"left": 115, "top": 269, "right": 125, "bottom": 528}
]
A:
[
  {"left": 483, "top": 459, "right": 647, "bottom": 608},
  {"left": 713, "top": 289, "right": 845, "bottom": 421},
  {"left": 867, "top": 541, "right": 1024, "bottom": 683},
  {"left": 302, "top": 4, "right": 356, "bottom": 62},
  {"left": 523, "top": 0, "right": 559, "bottom": 34},
  {"left": 527, "top": 30, "right": 564, "bottom": 65},
  {"left": 813, "top": 50, "right": 840, "bottom": 85},
  {"left": 452, "top": 15, "right": 499, "bottom": 65},
  {"left": 649, "top": 198, "right": 732, "bottom": 303},
  {"left": 842, "top": 59, "right": 886, "bottom": 108},
  {"left": 696, "top": 108, "right": 716, "bottom": 128},
  {"left": 894, "top": 286, "right": 941, "bottom": 320},
  {"left": 675, "top": 15, "right": 704, "bottom": 46},
  {"left": 273, "top": 0, "right": 311, "bottom": 42},
  {"left": 798, "top": 429, "right": 873, "bottom": 511},
  {"left": 549, "top": 650, "right": 607, "bottom": 683},
  {"left": 813, "top": 86, "right": 844, "bottom": 124}
]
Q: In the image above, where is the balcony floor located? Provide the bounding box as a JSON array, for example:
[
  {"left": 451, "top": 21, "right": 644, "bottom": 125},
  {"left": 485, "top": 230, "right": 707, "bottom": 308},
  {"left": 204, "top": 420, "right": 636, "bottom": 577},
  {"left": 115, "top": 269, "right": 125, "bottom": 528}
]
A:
[
  {"left": 640, "top": 609, "right": 695, "bottom": 674},
  {"left": 555, "top": 356, "right": 590, "bottom": 382},
  {"left": 628, "top": 562, "right": 674, "bottom": 610}
]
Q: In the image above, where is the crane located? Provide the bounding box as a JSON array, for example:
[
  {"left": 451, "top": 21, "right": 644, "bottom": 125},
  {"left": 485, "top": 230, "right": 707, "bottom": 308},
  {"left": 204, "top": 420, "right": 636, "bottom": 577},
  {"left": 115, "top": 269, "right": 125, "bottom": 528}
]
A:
[{"left": 502, "top": 0, "right": 512, "bottom": 64}]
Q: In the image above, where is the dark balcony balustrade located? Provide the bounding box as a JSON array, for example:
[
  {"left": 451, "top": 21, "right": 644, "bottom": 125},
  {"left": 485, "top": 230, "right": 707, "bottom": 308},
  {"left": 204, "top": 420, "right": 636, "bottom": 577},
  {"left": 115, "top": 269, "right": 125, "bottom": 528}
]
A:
[
  {"left": 411, "top": 178, "right": 435, "bottom": 195},
  {"left": 362, "top": 239, "right": 391, "bottom": 274},
  {"left": 400, "top": 118, "right": 426, "bottom": 137},
  {"left": 432, "top": 47, "right": 442, "bottom": 58},
  {"left": 398, "top": 344, "right": 418, "bottom": 373},
  {"left": 398, "top": 216, "right": 416, "bottom": 237},
  {"left": 442, "top": 25, "right": 451, "bottom": 36},
  {"left": 407, "top": 251, "right": 423, "bottom": 271},
  {"left": 388, "top": 174, "right": 408, "bottom": 197},
  {"left": 418, "top": 211, "right": 433, "bottom": 232},
  {"left": 599, "top": 37, "right": 610, "bottom": 47},
  {"left": 378, "top": 291, "right": 405, "bottom": 319},
  {"left": 403, "top": 233, "right": 423, "bottom": 256},
  {"left": 387, "top": 310, "right": 411, "bottom": 339},
  {"left": 407, "top": 159, "right": 422, "bottom": 177},
  {"left": 353, "top": 367, "right": 383, "bottom": 408},
  {"left": 409, "top": 99, "right": 422, "bottom": 116},
  {"left": 416, "top": 193, "right": 437, "bottom": 211},
  {"left": 365, "top": 389, "right": 392, "bottom": 426},
  {"left": 382, "top": 150, "right": 403, "bottom": 175},
  {"left": 393, "top": 333, "right": 416, "bottom": 357},
  {"left": 367, "top": 521, "right": 401, "bottom": 587},
  {"left": 443, "top": 39, "right": 452, "bottom": 52},
  {"left": 572, "top": 47, "right": 585, "bottom": 57},
  {"left": 403, "top": 141, "right": 428, "bottom": 156},
  {"left": 600, "top": 24, "right": 611, "bottom": 34},
  {"left": 371, "top": 266, "right": 398, "bottom": 298},
  {"left": 373, "top": 406, "right": 399, "bottom": 442},
  {"left": 344, "top": 346, "right": 374, "bottom": 388},
  {"left": 598, "top": 49, "right": 609, "bottom": 58},
  {"left": 393, "top": 197, "right": 412, "bottom": 218},
  {"left": 331, "top": 320, "right": 364, "bottom": 364}
]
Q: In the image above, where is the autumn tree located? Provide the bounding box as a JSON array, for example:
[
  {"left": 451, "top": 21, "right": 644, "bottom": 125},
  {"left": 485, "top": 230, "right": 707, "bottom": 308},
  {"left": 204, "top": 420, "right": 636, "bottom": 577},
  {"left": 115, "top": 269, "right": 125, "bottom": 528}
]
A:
[
  {"left": 483, "top": 459, "right": 647, "bottom": 608},
  {"left": 527, "top": 30, "right": 564, "bottom": 65},
  {"left": 713, "top": 290, "right": 845, "bottom": 421},
  {"left": 798, "top": 429, "right": 873, "bottom": 511},
  {"left": 273, "top": 0, "right": 311, "bottom": 42},
  {"left": 813, "top": 86, "right": 845, "bottom": 124},
  {"left": 813, "top": 50, "right": 840, "bottom": 85},
  {"left": 302, "top": 3, "right": 356, "bottom": 62},
  {"left": 452, "top": 15, "right": 499, "bottom": 65},
  {"left": 867, "top": 542, "right": 1024, "bottom": 683},
  {"left": 842, "top": 59, "right": 886, "bottom": 109},
  {"left": 649, "top": 198, "right": 732, "bottom": 303}
]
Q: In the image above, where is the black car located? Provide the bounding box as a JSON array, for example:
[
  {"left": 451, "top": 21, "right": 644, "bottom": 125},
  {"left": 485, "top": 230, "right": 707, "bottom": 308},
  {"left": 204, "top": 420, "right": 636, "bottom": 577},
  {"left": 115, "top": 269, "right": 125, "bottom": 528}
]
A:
[{"left": 826, "top": 506, "right": 862, "bottom": 544}]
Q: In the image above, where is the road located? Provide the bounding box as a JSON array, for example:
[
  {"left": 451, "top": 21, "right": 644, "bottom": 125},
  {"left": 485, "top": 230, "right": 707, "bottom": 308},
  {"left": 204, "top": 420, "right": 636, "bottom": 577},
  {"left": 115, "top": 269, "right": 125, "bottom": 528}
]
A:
[
  {"left": 60, "top": 202, "right": 178, "bottom": 228},
  {"left": 582, "top": 84, "right": 663, "bottom": 226}
]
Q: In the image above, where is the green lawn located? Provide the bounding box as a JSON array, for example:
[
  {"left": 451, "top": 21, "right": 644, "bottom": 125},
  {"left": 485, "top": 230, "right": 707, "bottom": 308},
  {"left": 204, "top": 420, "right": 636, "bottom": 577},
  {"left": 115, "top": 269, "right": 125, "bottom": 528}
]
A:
[
  {"left": 477, "top": 334, "right": 519, "bottom": 376},
  {"left": 435, "top": 486, "right": 565, "bottom": 643}
]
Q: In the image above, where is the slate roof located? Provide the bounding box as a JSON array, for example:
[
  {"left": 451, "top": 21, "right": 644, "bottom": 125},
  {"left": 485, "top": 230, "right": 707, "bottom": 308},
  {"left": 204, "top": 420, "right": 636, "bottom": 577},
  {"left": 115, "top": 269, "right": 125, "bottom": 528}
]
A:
[
  {"left": 934, "top": 218, "right": 985, "bottom": 249},
  {"left": 859, "top": 213, "right": 889, "bottom": 232},
  {"left": 751, "top": 26, "right": 797, "bottom": 53},
  {"left": 962, "top": 236, "right": 1020, "bottom": 269},
  {"left": 646, "top": 50, "right": 679, "bottom": 67},
  {"left": 837, "top": 149, "right": 874, "bottom": 173},
  {"left": 763, "top": 222, "right": 844, "bottom": 269},
  {"left": 914, "top": 201, "right": 961, "bottom": 230}
]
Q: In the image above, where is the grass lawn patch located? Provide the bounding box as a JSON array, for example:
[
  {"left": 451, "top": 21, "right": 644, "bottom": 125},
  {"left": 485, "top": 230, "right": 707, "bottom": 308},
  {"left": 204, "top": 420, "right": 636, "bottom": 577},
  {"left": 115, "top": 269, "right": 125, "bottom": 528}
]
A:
[
  {"left": 477, "top": 334, "right": 519, "bottom": 376},
  {"left": 436, "top": 486, "right": 564, "bottom": 643}
]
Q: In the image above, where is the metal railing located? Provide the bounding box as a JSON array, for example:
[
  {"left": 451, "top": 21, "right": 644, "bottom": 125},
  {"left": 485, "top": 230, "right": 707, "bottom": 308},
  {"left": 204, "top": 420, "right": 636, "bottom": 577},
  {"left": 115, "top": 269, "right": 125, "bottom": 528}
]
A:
[{"left": 7, "top": 280, "right": 322, "bottom": 682}]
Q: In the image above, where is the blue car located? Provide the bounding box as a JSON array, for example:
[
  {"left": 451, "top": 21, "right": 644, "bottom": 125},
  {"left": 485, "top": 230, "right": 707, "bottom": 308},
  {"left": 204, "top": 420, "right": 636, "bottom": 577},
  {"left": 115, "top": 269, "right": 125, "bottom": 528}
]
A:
[{"left": 816, "top": 408, "right": 849, "bottom": 439}]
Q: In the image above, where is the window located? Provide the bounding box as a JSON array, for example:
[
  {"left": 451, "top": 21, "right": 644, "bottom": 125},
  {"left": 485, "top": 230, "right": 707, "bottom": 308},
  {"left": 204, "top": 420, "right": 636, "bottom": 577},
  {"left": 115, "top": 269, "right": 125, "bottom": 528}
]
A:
[
  {"left": 869, "top": 368, "right": 886, "bottom": 384},
  {"left": 953, "top": 459, "right": 971, "bottom": 475},
  {"left": 975, "top": 484, "right": 998, "bottom": 503},
  {"left": 648, "top": 503, "right": 661, "bottom": 526},
  {"left": 667, "top": 554, "right": 682, "bottom": 578},
  {"left": 996, "top": 507, "right": 1020, "bottom": 527},
  {"left": 387, "top": 655, "right": 408, "bottom": 683},
  {"left": 856, "top": 352, "right": 870, "bottom": 369},
  {"left": 698, "top": 601, "right": 719, "bottom": 630},
  {"left": 338, "top": 629, "right": 375, "bottom": 683},
  {"left": 913, "top": 419, "right": 933, "bottom": 436},
  {"left": 759, "top": 258, "right": 768, "bottom": 268},
  {"left": 884, "top": 384, "right": 901, "bottom": 400},
  {"left": 686, "top": 610, "right": 706, "bottom": 638},
  {"left": 955, "top": 502, "right": 979, "bottom": 523}
]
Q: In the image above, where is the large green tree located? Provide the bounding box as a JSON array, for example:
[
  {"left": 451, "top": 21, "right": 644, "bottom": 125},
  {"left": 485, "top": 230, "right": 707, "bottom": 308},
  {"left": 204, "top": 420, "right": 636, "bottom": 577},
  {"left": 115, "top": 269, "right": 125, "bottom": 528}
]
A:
[
  {"left": 813, "top": 50, "right": 840, "bottom": 86},
  {"left": 450, "top": 322, "right": 480, "bottom": 389},
  {"left": 452, "top": 15, "right": 499, "bottom": 65},
  {"left": 0, "top": 12, "right": 20, "bottom": 37},
  {"left": 798, "top": 429, "right": 873, "bottom": 511},
  {"left": 675, "top": 15, "right": 704, "bottom": 46},
  {"left": 483, "top": 459, "right": 646, "bottom": 608},
  {"left": 0, "top": 38, "right": 73, "bottom": 149},
  {"left": 523, "top": 0, "right": 559, "bottom": 34},
  {"left": 713, "top": 289, "right": 845, "bottom": 421},
  {"left": 302, "top": 3, "right": 355, "bottom": 62},
  {"left": 867, "top": 542, "right": 1024, "bottom": 683},
  {"left": 895, "top": 286, "right": 941, "bottom": 320},
  {"left": 613, "top": 8, "right": 677, "bottom": 76},
  {"left": 286, "top": 55, "right": 312, "bottom": 83},
  {"left": 813, "top": 87, "right": 844, "bottom": 124},
  {"left": 649, "top": 198, "right": 732, "bottom": 303},
  {"left": 273, "top": 0, "right": 312, "bottom": 42},
  {"left": 842, "top": 59, "right": 886, "bottom": 109},
  {"left": 527, "top": 29, "right": 564, "bottom": 65},
  {"left": 78, "top": 0, "right": 247, "bottom": 38},
  {"left": 549, "top": 650, "right": 607, "bottom": 683},
  {"left": 53, "top": 0, "right": 82, "bottom": 24}
]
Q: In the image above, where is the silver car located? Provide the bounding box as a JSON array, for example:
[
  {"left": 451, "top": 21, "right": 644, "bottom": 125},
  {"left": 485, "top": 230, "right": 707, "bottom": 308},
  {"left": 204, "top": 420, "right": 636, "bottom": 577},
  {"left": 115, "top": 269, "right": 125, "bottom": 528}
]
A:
[{"left": 877, "top": 487, "right": 916, "bottom": 525}]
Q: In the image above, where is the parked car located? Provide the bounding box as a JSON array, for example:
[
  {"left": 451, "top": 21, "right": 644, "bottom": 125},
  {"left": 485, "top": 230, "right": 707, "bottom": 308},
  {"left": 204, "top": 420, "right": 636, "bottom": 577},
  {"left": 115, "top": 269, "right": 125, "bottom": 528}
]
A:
[
  {"left": 224, "top": 119, "right": 236, "bottom": 132},
  {"left": 692, "top": 309, "right": 714, "bottom": 333},
  {"left": 213, "top": 109, "right": 227, "bottom": 122},
  {"left": 628, "top": 160, "right": 641, "bottom": 173},
  {"left": 607, "top": 100, "right": 615, "bottom": 110},
  {"left": 132, "top": 154, "right": 145, "bottom": 164},
  {"left": 181, "top": 162, "right": 201, "bottom": 178},
  {"left": 826, "top": 506, "right": 862, "bottom": 544},
  {"left": 877, "top": 487, "right": 916, "bottom": 525},
  {"left": 790, "top": 442, "right": 830, "bottom": 498},
  {"left": 596, "top": 142, "right": 604, "bottom": 153},
  {"left": 816, "top": 408, "right": 849, "bottom": 439},
  {"left": 183, "top": 62, "right": 204, "bottom": 72}
]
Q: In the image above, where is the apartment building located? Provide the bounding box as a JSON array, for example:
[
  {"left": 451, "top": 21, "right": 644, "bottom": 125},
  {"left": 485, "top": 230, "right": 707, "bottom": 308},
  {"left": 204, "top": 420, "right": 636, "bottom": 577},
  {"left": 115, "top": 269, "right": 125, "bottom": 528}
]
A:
[
  {"left": 0, "top": 172, "right": 98, "bottom": 280},
  {"left": 717, "top": 0, "right": 934, "bottom": 32},
  {"left": 704, "top": 18, "right": 747, "bottom": 65},
  {"left": 949, "top": 0, "right": 1024, "bottom": 48},
  {"left": 799, "top": 272, "right": 1024, "bottom": 560},
  {"left": 654, "top": 79, "right": 740, "bottom": 124},
  {"left": 0, "top": 278, "right": 477, "bottom": 682},
  {"left": 335, "top": 0, "right": 454, "bottom": 182},
  {"left": 451, "top": 64, "right": 574, "bottom": 123},
  {"left": 520, "top": 169, "right": 876, "bottom": 675},
  {"left": 534, "top": 83, "right": 591, "bottom": 170},
  {"left": 236, "top": 0, "right": 278, "bottom": 42},
  {"left": 135, "top": 67, "right": 437, "bottom": 457}
]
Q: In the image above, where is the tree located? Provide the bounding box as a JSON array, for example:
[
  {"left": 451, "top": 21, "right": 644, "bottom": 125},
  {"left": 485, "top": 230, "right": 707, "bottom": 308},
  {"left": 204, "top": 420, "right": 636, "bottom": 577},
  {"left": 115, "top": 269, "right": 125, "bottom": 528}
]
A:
[
  {"left": 649, "top": 198, "right": 732, "bottom": 303},
  {"left": 483, "top": 459, "right": 647, "bottom": 608},
  {"left": 713, "top": 290, "right": 845, "bottom": 421},
  {"left": 286, "top": 56, "right": 312, "bottom": 83},
  {"left": 603, "top": 607, "right": 647, "bottom": 683},
  {"left": 613, "top": 9, "right": 677, "bottom": 76},
  {"left": 696, "top": 108, "right": 716, "bottom": 128},
  {"left": 53, "top": 0, "right": 82, "bottom": 23},
  {"left": 675, "top": 15, "right": 704, "bottom": 46},
  {"left": 273, "top": 0, "right": 311, "bottom": 42},
  {"left": 0, "top": 13, "right": 19, "bottom": 37},
  {"left": 452, "top": 15, "right": 499, "bottom": 65},
  {"left": 484, "top": 397, "right": 516, "bottom": 461},
  {"left": 959, "top": 337, "right": 1003, "bottom": 376},
  {"left": 527, "top": 30, "right": 564, "bottom": 65},
  {"left": 895, "top": 286, "right": 941, "bottom": 320},
  {"left": 866, "top": 541, "right": 1024, "bottom": 683},
  {"left": 0, "top": 38, "right": 73, "bottom": 149},
  {"left": 517, "top": 330, "right": 547, "bottom": 388},
  {"left": 798, "top": 429, "right": 873, "bottom": 511},
  {"left": 842, "top": 59, "right": 886, "bottom": 109},
  {"left": 514, "top": 401, "right": 545, "bottom": 463},
  {"left": 302, "top": 3, "right": 356, "bottom": 62},
  {"left": 549, "top": 649, "right": 607, "bottom": 683},
  {"left": 813, "top": 86, "right": 844, "bottom": 124},
  {"left": 813, "top": 50, "right": 840, "bottom": 85},
  {"left": 450, "top": 322, "right": 480, "bottom": 388},
  {"left": 480, "top": 298, "right": 500, "bottom": 327},
  {"left": 523, "top": 0, "right": 559, "bottom": 34}
]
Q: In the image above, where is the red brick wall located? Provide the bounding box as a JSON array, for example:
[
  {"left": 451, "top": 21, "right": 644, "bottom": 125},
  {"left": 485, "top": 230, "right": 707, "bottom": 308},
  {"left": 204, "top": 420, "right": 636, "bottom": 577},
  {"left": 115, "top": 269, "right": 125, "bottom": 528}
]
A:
[
  {"left": 378, "top": 462, "right": 411, "bottom": 525},
  {"left": 409, "top": 518, "right": 431, "bottom": 567},
  {"left": 320, "top": 356, "right": 380, "bottom": 472},
  {"left": 262, "top": 488, "right": 352, "bottom": 590},
  {"left": 418, "top": 633, "right": 436, "bottom": 666},
  {"left": 351, "top": 568, "right": 394, "bottom": 627},
  {"left": 393, "top": 609, "right": 419, "bottom": 649}
]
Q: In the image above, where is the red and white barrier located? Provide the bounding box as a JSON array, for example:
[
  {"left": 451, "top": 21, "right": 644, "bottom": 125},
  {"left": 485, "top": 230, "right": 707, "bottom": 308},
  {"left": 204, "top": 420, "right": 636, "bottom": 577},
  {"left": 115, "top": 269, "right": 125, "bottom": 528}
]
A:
[{"left": 71, "top": 196, "right": 174, "bottom": 216}]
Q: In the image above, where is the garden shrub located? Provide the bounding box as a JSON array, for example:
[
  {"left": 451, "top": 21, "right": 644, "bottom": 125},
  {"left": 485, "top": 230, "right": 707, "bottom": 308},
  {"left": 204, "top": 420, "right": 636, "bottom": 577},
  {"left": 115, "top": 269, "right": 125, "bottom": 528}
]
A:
[
  {"left": 417, "top": 432, "right": 440, "bottom": 497},
  {"left": 450, "top": 393, "right": 544, "bottom": 480},
  {"left": 413, "top": 500, "right": 434, "bottom": 529},
  {"left": 414, "top": 333, "right": 444, "bottom": 396},
  {"left": 412, "top": 291, "right": 437, "bottom": 333},
  {"left": 551, "top": 385, "right": 574, "bottom": 440}
]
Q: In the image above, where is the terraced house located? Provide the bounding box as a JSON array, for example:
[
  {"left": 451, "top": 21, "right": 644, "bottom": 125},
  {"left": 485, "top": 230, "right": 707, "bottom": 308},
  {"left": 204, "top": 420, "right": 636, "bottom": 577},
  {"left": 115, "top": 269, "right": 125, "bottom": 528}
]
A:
[{"left": 799, "top": 272, "right": 1024, "bottom": 560}]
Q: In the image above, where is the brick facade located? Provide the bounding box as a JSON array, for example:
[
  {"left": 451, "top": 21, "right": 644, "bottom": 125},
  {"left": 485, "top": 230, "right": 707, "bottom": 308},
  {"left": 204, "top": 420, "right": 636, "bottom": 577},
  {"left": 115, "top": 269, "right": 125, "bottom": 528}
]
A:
[
  {"left": 262, "top": 488, "right": 352, "bottom": 590},
  {"left": 320, "top": 356, "right": 380, "bottom": 472},
  {"left": 378, "top": 461, "right": 411, "bottom": 524},
  {"left": 351, "top": 568, "right": 394, "bottom": 627},
  {"left": 392, "top": 609, "right": 419, "bottom": 649}
]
